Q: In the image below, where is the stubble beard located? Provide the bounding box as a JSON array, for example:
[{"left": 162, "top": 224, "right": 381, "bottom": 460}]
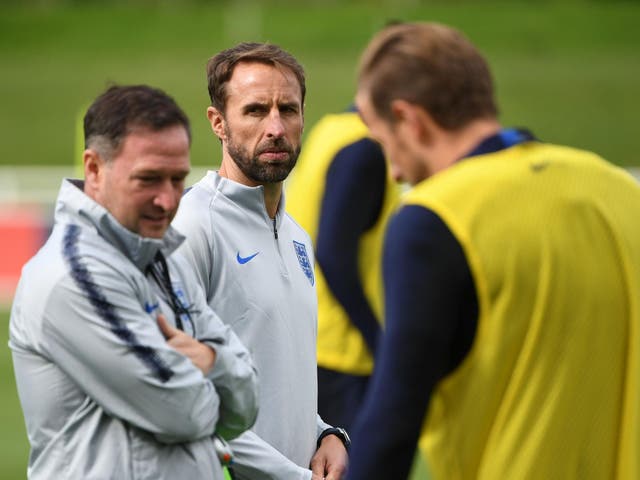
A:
[{"left": 225, "top": 128, "right": 300, "bottom": 184}]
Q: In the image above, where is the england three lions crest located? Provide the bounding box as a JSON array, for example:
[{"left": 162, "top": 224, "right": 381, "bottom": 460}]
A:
[{"left": 293, "top": 240, "right": 314, "bottom": 286}]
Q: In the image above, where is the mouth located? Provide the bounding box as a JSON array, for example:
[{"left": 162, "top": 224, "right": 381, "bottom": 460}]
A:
[
  {"left": 142, "top": 214, "right": 170, "bottom": 226},
  {"left": 259, "top": 150, "right": 290, "bottom": 162},
  {"left": 257, "top": 141, "right": 293, "bottom": 162},
  {"left": 137, "top": 215, "right": 171, "bottom": 238}
]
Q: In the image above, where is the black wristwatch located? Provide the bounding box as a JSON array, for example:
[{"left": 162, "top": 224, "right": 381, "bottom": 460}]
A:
[{"left": 317, "top": 427, "right": 351, "bottom": 450}]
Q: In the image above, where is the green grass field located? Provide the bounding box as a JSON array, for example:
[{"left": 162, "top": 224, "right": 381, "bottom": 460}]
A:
[
  {"left": 1, "top": 1, "right": 639, "bottom": 172},
  {"left": 1, "top": 2, "right": 639, "bottom": 478}
]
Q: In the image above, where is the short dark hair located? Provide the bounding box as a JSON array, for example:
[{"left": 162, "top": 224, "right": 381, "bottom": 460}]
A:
[
  {"left": 206, "top": 42, "right": 306, "bottom": 113},
  {"left": 358, "top": 22, "right": 498, "bottom": 130},
  {"left": 84, "top": 84, "right": 191, "bottom": 160}
]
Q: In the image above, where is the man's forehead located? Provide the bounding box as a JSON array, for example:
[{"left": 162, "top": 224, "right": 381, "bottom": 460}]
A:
[
  {"left": 115, "top": 126, "right": 190, "bottom": 166},
  {"left": 226, "top": 62, "right": 302, "bottom": 102}
]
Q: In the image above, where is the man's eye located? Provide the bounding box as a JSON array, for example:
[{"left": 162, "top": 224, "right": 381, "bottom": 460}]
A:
[{"left": 246, "top": 106, "right": 266, "bottom": 115}]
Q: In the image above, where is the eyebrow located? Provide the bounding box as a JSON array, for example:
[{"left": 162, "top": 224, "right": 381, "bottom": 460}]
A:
[
  {"left": 279, "top": 101, "right": 300, "bottom": 111},
  {"left": 242, "top": 102, "right": 268, "bottom": 113},
  {"left": 241, "top": 100, "right": 300, "bottom": 114},
  {"left": 132, "top": 168, "right": 190, "bottom": 178}
]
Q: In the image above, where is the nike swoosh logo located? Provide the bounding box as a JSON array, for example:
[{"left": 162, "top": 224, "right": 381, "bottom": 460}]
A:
[
  {"left": 236, "top": 251, "right": 260, "bottom": 264},
  {"left": 144, "top": 302, "right": 159, "bottom": 313},
  {"left": 530, "top": 161, "right": 549, "bottom": 172}
]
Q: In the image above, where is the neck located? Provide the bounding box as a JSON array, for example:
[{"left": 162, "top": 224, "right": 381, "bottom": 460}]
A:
[
  {"left": 262, "top": 182, "right": 282, "bottom": 219},
  {"left": 218, "top": 156, "right": 282, "bottom": 219},
  {"left": 430, "top": 118, "right": 501, "bottom": 175}
]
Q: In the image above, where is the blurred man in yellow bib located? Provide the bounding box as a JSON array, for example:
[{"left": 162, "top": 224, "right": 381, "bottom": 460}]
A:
[{"left": 347, "top": 22, "right": 640, "bottom": 480}]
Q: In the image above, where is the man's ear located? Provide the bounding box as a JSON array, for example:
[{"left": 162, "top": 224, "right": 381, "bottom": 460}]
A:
[
  {"left": 390, "top": 99, "right": 435, "bottom": 146},
  {"left": 83, "top": 148, "right": 104, "bottom": 189},
  {"left": 207, "top": 106, "right": 226, "bottom": 141}
]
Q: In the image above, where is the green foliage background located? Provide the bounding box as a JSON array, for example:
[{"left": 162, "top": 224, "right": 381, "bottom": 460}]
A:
[
  {"left": 1, "top": 1, "right": 639, "bottom": 478},
  {"left": 1, "top": 0, "right": 639, "bottom": 173}
]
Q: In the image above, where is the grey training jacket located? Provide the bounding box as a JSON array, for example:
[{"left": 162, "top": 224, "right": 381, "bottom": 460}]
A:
[
  {"left": 173, "top": 172, "right": 330, "bottom": 480},
  {"left": 9, "top": 179, "right": 258, "bottom": 480}
]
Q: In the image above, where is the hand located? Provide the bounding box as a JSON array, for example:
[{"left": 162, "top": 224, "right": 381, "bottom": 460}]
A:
[
  {"left": 310, "top": 434, "right": 348, "bottom": 480},
  {"left": 157, "top": 313, "right": 217, "bottom": 375}
]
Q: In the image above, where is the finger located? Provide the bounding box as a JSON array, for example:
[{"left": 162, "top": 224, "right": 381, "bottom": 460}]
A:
[
  {"left": 157, "top": 313, "right": 178, "bottom": 339},
  {"left": 324, "top": 459, "right": 347, "bottom": 480},
  {"left": 310, "top": 459, "right": 325, "bottom": 479},
  {"left": 323, "top": 467, "right": 337, "bottom": 480}
]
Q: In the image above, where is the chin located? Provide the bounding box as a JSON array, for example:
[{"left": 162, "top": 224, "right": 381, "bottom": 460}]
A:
[
  {"left": 141, "top": 232, "right": 165, "bottom": 239},
  {"left": 139, "top": 226, "right": 169, "bottom": 239}
]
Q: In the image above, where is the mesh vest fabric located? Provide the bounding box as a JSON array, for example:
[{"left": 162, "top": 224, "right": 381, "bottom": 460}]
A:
[{"left": 406, "top": 142, "right": 640, "bottom": 479}]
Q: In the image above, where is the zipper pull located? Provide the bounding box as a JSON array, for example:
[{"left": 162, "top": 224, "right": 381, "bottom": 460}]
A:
[{"left": 273, "top": 216, "right": 278, "bottom": 239}]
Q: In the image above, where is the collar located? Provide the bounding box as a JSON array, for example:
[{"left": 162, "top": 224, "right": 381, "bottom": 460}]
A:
[
  {"left": 202, "top": 170, "right": 286, "bottom": 229},
  {"left": 55, "top": 179, "right": 185, "bottom": 271},
  {"left": 463, "top": 128, "right": 537, "bottom": 159}
]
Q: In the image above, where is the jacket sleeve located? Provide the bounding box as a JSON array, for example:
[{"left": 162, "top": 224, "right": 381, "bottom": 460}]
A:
[
  {"left": 316, "top": 138, "right": 387, "bottom": 353},
  {"left": 229, "top": 431, "right": 312, "bottom": 480},
  {"left": 41, "top": 263, "right": 223, "bottom": 444},
  {"left": 346, "top": 206, "right": 478, "bottom": 480},
  {"left": 203, "top": 323, "right": 259, "bottom": 440},
  {"left": 226, "top": 414, "right": 331, "bottom": 479},
  {"left": 192, "top": 296, "right": 258, "bottom": 440},
  {"left": 180, "top": 258, "right": 259, "bottom": 440},
  {"left": 316, "top": 414, "right": 332, "bottom": 438}
]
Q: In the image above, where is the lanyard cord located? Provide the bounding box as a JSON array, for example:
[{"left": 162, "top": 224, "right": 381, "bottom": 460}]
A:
[{"left": 146, "top": 251, "right": 194, "bottom": 334}]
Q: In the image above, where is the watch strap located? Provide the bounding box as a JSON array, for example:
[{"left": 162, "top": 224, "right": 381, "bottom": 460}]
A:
[{"left": 317, "top": 427, "right": 351, "bottom": 450}]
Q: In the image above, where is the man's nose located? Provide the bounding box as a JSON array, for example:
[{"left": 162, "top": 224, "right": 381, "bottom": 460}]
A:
[
  {"left": 154, "top": 181, "right": 180, "bottom": 211},
  {"left": 265, "top": 111, "right": 285, "bottom": 138}
]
